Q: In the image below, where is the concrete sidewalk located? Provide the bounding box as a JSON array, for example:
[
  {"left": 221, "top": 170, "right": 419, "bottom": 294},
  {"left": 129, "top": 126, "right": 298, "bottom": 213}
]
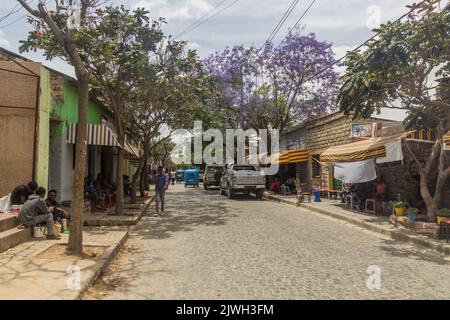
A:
[
  {"left": 0, "top": 229, "right": 128, "bottom": 300},
  {"left": 264, "top": 192, "right": 450, "bottom": 256},
  {"left": 83, "top": 196, "right": 154, "bottom": 227}
]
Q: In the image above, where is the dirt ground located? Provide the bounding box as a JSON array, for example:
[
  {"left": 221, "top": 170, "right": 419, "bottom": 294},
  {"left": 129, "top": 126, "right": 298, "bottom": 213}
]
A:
[{"left": 35, "top": 244, "right": 107, "bottom": 261}]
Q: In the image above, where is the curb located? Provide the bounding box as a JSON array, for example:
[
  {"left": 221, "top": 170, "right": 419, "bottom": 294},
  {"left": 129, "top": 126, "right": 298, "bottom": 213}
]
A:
[
  {"left": 78, "top": 196, "right": 155, "bottom": 298},
  {"left": 77, "top": 230, "right": 129, "bottom": 299},
  {"left": 264, "top": 194, "right": 450, "bottom": 256},
  {"left": 84, "top": 196, "right": 155, "bottom": 227},
  {"left": 134, "top": 195, "right": 155, "bottom": 225}
]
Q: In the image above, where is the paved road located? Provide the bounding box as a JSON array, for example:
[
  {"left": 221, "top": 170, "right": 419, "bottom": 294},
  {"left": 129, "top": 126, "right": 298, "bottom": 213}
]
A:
[{"left": 83, "top": 184, "right": 450, "bottom": 299}]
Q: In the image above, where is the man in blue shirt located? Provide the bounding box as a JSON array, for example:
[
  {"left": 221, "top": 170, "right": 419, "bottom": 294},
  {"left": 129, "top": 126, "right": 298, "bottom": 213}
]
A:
[{"left": 153, "top": 167, "right": 168, "bottom": 214}]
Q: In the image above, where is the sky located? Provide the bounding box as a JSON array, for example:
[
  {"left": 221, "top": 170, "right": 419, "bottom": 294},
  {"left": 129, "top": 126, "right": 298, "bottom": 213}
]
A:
[{"left": 0, "top": 0, "right": 414, "bottom": 120}]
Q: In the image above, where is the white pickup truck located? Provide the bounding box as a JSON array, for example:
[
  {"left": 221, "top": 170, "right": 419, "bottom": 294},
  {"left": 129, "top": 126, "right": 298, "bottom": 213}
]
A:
[{"left": 219, "top": 164, "right": 266, "bottom": 199}]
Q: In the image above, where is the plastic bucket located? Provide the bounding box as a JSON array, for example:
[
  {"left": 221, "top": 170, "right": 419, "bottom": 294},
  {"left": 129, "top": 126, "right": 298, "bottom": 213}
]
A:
[
  {"left": 33, "top": 226, "right": 45, "bottom": 238},
  {"left": 10, "top": 205, "right": 23, "bottom": 215}
]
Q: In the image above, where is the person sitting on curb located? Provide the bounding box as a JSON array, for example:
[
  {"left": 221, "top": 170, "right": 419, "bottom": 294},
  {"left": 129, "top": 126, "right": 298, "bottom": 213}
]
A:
[
  {"left": 10, "top": 181, "right": 38, "bottom": 205},
  {"left": 17, "top": 187, "right": 60, "bottom": 240},
  {"left": 45, "top": 189, "right": 70, "bottom": 232},
  {"left": 269, "top": 178, "right": 281, "bottom": 193}
]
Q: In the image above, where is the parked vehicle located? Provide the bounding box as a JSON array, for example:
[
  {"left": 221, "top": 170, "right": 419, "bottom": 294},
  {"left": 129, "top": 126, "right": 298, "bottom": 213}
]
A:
[
  {"left": 184, "top": 168, "right": 200, "bottom": 188},
  {"left": 175, "top": 170, "right": 184, "bottom": 183},
  {"left": 203, "top": 165, "right": 225, "bottom": 190},
  {"left": 219, "top": 164, "right": 265, "bottom": 199}
]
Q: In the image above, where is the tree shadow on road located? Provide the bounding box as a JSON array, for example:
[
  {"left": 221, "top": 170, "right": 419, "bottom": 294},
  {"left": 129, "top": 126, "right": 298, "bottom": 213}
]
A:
[
  {"left": 133, "top": 189, "right": 239, "bottom": 240},
  {"left": 377, "top": 238, "right": 449, "bottom": 265}
]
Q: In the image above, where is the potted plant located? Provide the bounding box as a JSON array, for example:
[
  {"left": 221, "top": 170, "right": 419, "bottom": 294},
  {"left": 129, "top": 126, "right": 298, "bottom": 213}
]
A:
[
  {"left": 406, "top": 207, "right": 419, "bottom": 221},
  {"left": 437, "top": 208, "right": 450, "bottom": 224},
  {"left": 392, "top": 201, "right": 407, "bottom": 216}
]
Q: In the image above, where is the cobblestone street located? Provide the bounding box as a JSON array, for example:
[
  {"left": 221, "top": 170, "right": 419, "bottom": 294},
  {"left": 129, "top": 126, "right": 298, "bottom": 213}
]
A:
[{"left": 83, "top": 184, "right": 450, "bottom": 300}]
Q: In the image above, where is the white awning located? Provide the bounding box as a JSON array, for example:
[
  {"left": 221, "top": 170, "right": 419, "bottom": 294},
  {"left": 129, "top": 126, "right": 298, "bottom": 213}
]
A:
[
  {"left": 66, "top": 123, "right": 120, "bottom": 147},
  {"left": 66, "top": 123, "right": 140, "bottom": 157}
]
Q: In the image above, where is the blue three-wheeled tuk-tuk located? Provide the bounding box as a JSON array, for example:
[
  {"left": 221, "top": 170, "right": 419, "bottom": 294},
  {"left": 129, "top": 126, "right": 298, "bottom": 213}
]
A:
[{"left": 184, "top": 168, "right": 200, "bottom": 188}]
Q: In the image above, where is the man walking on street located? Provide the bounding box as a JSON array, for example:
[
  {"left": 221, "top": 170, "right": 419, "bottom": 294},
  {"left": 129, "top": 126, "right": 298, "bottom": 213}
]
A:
[{"left": 153, "top": 167, "right": 168, "bottom": 215}]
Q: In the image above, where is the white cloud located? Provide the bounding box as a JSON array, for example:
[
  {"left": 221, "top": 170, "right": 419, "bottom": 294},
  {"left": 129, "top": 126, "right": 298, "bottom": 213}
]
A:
[
  {"left": 187, "top": 41, "right": 200, "bottom": 50},
  {"left": 332, "top": 45, "right": 357, "bottom": 60},
  {"left": 0, "top": 30, "right": 10, "bottom": 48},
  {"left": 372, "top": 108, "right": 408, "bottom": 122},
  {"left": 133, "top": 0, "right": 213, "bottom": 21}
]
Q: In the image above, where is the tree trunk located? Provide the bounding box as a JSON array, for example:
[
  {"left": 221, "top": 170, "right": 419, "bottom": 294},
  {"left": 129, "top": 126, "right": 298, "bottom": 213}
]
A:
[
  {"left": 144, "top": 163, "right": 150, "bottom": 190},
  {"left": 419, "top": 120, "right": 449, "bottom": 221},
  {"left": 420, "top": 171, "right": 437, "bottom": 221},
  {"left": 131, "top": 166, "right": 140, "bottom": 204},
  {"left": 131, "top": 148, "right": 149, "bottom": 202},
  {"left": 115, "top": 147, "right": 124, "bottom": 214},
  {"left": 140, "top": 157, "right": 147, "bottom": 196},
  {"left": 67, "top": 76, "right": 89, "bottom": 254}
]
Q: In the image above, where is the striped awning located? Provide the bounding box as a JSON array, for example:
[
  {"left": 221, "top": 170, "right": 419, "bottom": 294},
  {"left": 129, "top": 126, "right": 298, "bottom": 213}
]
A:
[
  {"left": 406, "top": 129, "right": 450, "bottom": 150},
  {"left": 67, "top": 123, "right": 120, "bottom": 147},
  {"left": 287, "top": 149, "right": 309, "bottom": 163},
  {"left": 245, "top": 149, "right": 307, "bottom": 165},
  {"left": 321, "top": 129, "right": 450, "bottom": 163},
  {"left": 66, "top": 123, "right": 140, "bottom": 157},
  {"left": 268, "top": 149, "right": 308, "bottom": 164},
  {"left": 319, "top": 133, "right": 411, "bottom": 163},
  {"left": 406, "top": 129, "right": 438, "bottom": 141}
]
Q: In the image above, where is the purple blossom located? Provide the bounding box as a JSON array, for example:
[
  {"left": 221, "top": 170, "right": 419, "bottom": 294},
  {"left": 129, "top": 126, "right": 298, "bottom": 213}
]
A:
[{"left": 202, "top": 31, "right": 339, "bottom": 131}]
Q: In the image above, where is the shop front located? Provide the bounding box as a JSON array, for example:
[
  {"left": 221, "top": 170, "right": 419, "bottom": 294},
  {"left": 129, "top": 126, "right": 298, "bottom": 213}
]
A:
[
  {"left": 60, "top": 122, "right": 140, "bottom": 202},
  {"left": 319, "top": 130, "right": 449, "bottom": 214},
  {"left": 264, "top": 149, "right": 309, "bottom": 193},
  {"left": 304, "top": 111, "right": 394, "bottom": 193}
]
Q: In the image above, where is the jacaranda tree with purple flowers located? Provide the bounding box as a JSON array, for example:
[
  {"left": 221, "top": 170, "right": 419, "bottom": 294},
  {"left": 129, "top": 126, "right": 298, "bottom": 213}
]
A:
[{"left": 203, "top": 30, "right": 339, "bottom": 134}]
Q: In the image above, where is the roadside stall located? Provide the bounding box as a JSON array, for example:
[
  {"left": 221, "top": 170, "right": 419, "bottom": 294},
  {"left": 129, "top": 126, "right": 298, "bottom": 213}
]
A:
[
  {"left": 256, "top": 149, "right": 309, "bottom": 194},
  {"left": 320, "top": 131, "right": 419, "bottom": 215}
]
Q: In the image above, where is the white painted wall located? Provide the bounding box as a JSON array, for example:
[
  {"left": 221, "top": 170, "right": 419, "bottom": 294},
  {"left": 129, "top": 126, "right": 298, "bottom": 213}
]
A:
[{"left": 60, "top": 140, "right": 74, "bottom": 202}]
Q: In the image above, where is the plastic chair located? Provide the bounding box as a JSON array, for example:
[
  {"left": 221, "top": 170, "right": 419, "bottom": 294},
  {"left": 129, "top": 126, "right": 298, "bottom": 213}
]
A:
[
  {"left": 344, "top": 194, "right": 354, "bottom": 210},
  {"left": 365, "top": 198, "right": 378, "bottom": 216},
  {"left": 281, "top": 184, "right": 290, "bottom": 196},
  {"left": 98, "top": 195, "right": 107, "bottom": 211},
  {"left": 296, "top": 183, "right": 312, "bottom": 206}
]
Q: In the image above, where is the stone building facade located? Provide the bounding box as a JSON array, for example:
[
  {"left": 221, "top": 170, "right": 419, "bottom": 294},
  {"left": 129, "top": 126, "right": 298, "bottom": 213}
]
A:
[
  {"left": 305, "top": 112, "right": 395, "bottom": 190},
  {"left": 0, "top": 49, "right": 52, "bottom": 196}
]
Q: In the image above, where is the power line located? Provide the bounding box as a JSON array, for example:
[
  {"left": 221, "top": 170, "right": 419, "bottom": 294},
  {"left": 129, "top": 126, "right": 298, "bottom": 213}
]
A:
[
  {"left": 262, "top": 0, "right": 300, "bottom": 48},
  {"left": 175, "top": 0, "right": 230, "bottom": 39},
  {"left": 0, "top": 14, "right": 28, "bottom": 29},
  {"left": 176, "top": 0, "right": 241, "bottom": 38},
  {"left": 0, "top": 3, "right": 22, "bottom": 24},
  {"left": 0, "top": 1, "right": 36, "bottom": 29},
  {"left": 277, "top": 0, "right": 317, "bottom": 48},
  {"left": 302, "top": 5, "right": 418, "bottom": 84}
]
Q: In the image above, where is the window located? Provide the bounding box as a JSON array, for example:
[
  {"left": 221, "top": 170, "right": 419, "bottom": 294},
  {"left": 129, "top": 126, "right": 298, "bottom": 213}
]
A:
[{"left": 312, "top": 155, "right": 321, "bottom": 178}]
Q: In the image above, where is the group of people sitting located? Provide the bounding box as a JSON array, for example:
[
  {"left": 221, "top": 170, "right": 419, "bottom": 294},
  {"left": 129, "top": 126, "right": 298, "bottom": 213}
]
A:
[
  {"left": 84, "top": 173, "right": 116, "bottom": 210},
  {"left": 340, "top": 177, "right": 388, "bottom": 210},
  {"left": 10, "top": 181, "right": 69, "bottom": 240},
  {"left": 268, "top": 176, "right": 297, "bottom": 194}
]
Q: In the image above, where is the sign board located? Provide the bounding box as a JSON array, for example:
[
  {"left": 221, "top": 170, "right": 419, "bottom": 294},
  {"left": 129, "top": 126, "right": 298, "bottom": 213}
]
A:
[{"left": 351, "top": 124, "right": 373, "bottom": 139}]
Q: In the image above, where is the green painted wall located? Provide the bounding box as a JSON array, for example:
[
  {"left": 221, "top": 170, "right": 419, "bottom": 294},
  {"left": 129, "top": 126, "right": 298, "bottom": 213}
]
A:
[
  {"left": 52, "top": 78, "right": 105, "bottom": 125},
  {"left": 36, "top": 67, "right": 51, "bottom": 191}
]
